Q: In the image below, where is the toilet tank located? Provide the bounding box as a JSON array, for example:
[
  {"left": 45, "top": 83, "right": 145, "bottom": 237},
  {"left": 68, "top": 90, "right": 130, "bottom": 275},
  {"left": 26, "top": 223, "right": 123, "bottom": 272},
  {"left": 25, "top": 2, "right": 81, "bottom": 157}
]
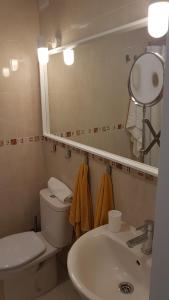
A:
[{"left": 40, "top": 189, "right": 73, "bottom": 248}]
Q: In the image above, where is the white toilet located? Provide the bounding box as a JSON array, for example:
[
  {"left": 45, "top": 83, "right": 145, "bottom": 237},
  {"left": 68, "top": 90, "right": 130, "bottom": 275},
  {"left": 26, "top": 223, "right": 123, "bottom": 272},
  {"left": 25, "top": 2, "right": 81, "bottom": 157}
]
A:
[{"left": 0, "top": 181, "right": 73, "bottom": 300}]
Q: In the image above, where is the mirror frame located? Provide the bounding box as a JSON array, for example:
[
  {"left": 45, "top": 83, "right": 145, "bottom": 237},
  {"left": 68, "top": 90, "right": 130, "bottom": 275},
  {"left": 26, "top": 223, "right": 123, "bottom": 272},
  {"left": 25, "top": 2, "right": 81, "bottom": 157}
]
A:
[
  {"left": 39, "top": 17, "right": 158, "bottom": 177},
  {"left": 128, "top": 52, "right": 164, "bottom": 107}
]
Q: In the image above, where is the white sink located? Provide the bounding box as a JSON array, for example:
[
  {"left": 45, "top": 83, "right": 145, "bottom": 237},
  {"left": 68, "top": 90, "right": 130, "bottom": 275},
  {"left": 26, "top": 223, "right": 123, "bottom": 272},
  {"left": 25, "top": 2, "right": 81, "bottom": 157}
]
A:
[{"left": 67, "top": 225, "right": 151, "bottom": 300}]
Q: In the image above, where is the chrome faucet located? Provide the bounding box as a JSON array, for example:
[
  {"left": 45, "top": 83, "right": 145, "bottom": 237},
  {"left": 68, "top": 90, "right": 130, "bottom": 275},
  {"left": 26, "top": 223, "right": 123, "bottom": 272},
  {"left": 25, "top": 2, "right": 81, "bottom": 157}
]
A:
[{"left": 127, "top": 220, "right": 154, "bottom": 255}]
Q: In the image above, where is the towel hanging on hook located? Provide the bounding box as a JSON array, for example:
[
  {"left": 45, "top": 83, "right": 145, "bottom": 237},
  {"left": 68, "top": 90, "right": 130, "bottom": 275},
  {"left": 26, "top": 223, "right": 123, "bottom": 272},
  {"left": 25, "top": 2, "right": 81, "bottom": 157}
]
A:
[
  {"left": 94, "top": 165, "right": 114, "bottom": 228},
  {"left": 69, "top": 162, "right": 93, "bottom": 238}
]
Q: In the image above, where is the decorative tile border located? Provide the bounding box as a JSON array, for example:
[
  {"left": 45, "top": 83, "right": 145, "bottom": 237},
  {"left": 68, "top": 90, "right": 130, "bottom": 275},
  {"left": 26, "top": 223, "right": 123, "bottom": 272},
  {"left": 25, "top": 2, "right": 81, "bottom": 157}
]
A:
[
  {"left": 0, "top": 136, "right": 44, "bottom": 147},
  {"left": 0, "top": 134, "right": 157, "bottom": 183},
  {"left": 54, "top": 123, "right": 125, "bottom": 138},
  {"left": 45, "top": 137, "right": 157, "bottom": 184}
]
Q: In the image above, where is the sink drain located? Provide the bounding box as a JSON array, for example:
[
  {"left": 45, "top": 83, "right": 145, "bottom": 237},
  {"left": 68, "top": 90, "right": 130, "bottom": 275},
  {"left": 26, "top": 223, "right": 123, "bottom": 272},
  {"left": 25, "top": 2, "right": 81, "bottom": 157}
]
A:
[{"left": 119, "top": 282, "right": 134, "bottom": 295}]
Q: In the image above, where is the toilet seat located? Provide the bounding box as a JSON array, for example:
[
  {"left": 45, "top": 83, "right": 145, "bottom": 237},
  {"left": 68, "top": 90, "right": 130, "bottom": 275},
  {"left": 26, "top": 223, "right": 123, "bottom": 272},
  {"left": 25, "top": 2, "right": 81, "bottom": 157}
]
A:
[{"left": 0, "top": 231, "right": 46, "bottom": 271}]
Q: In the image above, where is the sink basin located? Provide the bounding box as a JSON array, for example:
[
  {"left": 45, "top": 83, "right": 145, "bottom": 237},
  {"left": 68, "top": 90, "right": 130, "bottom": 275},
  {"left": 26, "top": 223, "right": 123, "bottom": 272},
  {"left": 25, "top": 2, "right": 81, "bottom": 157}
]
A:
[{"left": 67, "top": 225, "right": 151, "bottom": 300}]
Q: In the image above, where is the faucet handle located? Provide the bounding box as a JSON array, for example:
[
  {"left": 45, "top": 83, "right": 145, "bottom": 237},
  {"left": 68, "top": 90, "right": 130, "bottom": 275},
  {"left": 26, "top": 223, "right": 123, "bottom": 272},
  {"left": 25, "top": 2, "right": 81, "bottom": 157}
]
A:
[
  {"left": 136, "top": 220, "right": 154, "bottom": 232},
  {"left": 136, "top": 224, "right": 146, "bottom": 232},
  {"left": 145, "top": 220, "right": 154, "bottom": 232}
]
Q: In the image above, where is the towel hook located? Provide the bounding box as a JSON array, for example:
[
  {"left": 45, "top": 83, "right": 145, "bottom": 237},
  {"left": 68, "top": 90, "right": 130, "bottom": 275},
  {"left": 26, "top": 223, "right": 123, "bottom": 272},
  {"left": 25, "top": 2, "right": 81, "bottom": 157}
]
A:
[
  {"left": 51, "top": 142, "right": 57, "bottom": 153},
  {"left": 84, "top": 152, "right": 88, "bottom": 165},
  {"left": 65, "top": 148, "right": 71, "bottom": 159},
  {"left": 106, "top": 162, "right": 112, "bottom": 175}
]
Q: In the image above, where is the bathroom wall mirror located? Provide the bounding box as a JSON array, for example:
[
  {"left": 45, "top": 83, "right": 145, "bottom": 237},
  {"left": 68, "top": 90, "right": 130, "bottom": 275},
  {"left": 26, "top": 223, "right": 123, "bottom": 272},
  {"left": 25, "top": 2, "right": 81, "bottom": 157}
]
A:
[
  {"left": 128, "top": 52, "right": 164, "bottom": 106},
  {"left": 128, "top": 51, "right": 164, "bottom": 165},
  {"left": 40, "top": 20, "right": 166, "bottom": 175}
]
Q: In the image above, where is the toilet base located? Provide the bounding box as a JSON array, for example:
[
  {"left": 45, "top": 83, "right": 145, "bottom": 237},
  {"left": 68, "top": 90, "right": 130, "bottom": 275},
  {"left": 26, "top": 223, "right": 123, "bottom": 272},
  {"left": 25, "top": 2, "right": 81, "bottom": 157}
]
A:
[{"left": 2, "top": 254, "right": 58, "bottom": 300}]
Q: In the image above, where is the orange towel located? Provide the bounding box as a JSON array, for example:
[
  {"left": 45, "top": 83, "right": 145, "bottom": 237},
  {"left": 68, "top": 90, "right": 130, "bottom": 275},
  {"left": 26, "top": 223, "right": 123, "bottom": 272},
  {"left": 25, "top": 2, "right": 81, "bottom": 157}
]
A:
[
  {"left": 94, "top": 173, "right": 114, "bottom": 228},
  {"left": 69, "top": 163, "right": 93, "bottom": 238}
]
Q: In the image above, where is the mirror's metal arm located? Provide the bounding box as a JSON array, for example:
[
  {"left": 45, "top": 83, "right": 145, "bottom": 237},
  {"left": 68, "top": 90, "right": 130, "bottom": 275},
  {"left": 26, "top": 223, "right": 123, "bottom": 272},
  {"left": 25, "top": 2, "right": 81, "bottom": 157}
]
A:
[
  {"left": 141, "top": 117, "right": 161, "bottom": 157},
  {"left": 144, "top": 119, "right": 161, "bottom": 147},
  {"left": 140, "top": 105, "right": 146, "bottom": 162},
  {"left": 143, "top": 135, "right": 160, "bottom": 155}
]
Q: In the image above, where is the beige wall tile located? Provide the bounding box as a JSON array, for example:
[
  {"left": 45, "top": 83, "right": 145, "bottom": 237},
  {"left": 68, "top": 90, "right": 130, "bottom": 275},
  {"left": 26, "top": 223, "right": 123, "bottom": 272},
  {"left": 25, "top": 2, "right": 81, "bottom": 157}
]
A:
[
  {"left": 0, "top": 0, "right": 46, "bottom": 237},
  {"left": 44, "top": 142, "right": 156, "bottom": 227},
  {"left": 0, "top": 142, "right": 47, "bottom": 238},
  {"left": 112, "top": 169, "right": 156, "bottom": 226}
]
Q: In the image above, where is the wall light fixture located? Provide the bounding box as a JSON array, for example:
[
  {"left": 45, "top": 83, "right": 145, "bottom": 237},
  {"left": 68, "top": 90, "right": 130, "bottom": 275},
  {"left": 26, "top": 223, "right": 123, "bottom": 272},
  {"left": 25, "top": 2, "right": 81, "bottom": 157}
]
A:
[
  {"left": 148, "top": 0, "right": 169, "bottom": 38},
  {"left": 63, "top": 49, "right": 75, "bottom": 66},
  {"left": 37, "top": 36, "right": 49, "bottom": 65}
]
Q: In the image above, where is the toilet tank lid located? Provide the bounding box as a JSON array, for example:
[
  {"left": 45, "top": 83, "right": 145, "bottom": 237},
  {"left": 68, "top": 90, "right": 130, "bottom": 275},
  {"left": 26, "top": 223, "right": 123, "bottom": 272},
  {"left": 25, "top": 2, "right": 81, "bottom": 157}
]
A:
[
  {"left": 0, "top": 232, "right": 46, "bottom": 271},
  {"left": 40, "top": 188, "right": 71, "bottom": 211}
]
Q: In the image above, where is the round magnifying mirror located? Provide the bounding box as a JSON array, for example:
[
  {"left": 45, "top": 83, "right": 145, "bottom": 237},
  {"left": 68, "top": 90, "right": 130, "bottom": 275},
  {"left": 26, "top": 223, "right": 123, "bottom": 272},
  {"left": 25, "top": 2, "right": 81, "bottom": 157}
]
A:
[{"left": 128, "top": 52, "right": 164, "bottom": 106}]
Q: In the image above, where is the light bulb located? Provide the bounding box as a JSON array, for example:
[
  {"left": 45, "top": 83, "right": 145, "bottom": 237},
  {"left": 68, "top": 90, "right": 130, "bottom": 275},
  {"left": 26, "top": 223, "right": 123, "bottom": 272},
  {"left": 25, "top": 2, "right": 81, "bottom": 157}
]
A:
[
  {"left": 10, "top": 59, "right": 19, "bottom": 72},
  {"left": 63, "top": 49, "right": 74, "bottom": 66},
  {"left": 2, "top": 68, "right": 10, "bottom": 78},
  {"left": 148, "top": 1, "right": 169, "bottom": 38},
  {"left": 37, "top": 47, "right": 49, "bottom": 65}
]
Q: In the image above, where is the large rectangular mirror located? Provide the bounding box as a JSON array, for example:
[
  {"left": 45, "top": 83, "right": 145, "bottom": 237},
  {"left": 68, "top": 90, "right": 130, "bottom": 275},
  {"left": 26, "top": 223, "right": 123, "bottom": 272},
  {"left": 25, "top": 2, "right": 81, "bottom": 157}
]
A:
[{"left": 40, "top": 22, "right": 166, "bottom": 172}]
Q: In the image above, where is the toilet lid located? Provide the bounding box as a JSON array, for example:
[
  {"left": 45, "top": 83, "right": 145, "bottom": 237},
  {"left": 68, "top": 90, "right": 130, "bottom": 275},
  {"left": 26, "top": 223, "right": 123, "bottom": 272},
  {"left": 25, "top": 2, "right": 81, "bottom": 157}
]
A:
[{"left": 0, "top": 231, "right": 46, "bottom": 271}]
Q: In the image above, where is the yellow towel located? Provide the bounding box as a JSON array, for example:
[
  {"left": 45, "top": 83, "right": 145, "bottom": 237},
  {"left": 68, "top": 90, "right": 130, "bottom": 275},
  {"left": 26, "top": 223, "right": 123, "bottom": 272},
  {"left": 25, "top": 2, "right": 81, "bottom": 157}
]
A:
[
  {"left": 69, "top": 163, "right": 93, "bottom": 238},
  {"left": 94, "top": 173, "right": 114, "bottom": 228}
]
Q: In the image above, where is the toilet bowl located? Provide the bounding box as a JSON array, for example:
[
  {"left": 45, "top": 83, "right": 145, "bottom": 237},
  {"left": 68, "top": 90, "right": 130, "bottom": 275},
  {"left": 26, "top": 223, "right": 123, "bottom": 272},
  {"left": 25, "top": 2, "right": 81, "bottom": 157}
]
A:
[{"left": 0, "top": 187, "right": 73, "bottom": 300}]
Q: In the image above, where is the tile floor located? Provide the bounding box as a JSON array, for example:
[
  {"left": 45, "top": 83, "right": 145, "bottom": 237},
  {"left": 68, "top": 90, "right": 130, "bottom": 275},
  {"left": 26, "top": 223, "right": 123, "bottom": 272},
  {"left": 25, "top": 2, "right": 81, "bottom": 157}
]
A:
[{"left": 37, "top": 280, "right": 82, "bottom": 300}]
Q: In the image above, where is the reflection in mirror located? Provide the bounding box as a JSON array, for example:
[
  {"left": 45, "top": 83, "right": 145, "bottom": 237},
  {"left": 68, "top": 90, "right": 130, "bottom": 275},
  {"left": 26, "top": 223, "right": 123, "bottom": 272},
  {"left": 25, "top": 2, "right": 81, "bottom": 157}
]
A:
[
  {"left": 47, "top": 27, "right": 166, "bottom": 168},
  {"left": 128, "top": 52, "right": 164, "bottom": 165},
  {"left": 126, "top": 48, "right": 164, "bottom": 166},
  {"left": 129, "top": 52, "right": 164, "bottom": 106}
]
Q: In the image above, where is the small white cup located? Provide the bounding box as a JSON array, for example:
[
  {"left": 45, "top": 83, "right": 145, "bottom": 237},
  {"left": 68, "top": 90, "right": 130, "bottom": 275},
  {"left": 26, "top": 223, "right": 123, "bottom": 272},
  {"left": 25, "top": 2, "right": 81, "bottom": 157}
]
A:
[{"left": 108, "top": 210, "right": 122, "bottom": 233}]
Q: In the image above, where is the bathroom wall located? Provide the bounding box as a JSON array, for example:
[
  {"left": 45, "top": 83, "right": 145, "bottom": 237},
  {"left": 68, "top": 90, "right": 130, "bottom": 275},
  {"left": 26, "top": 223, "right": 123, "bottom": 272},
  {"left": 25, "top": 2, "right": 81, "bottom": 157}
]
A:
[
  {"left": 44, "top": 142, "right": 156, "bottom": 227},
  {"left": 0, "top": 0, "right": 46, "bottom": 237},
  {"left": 40, "top": 0, "right": 157, "bottom": 227}
]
